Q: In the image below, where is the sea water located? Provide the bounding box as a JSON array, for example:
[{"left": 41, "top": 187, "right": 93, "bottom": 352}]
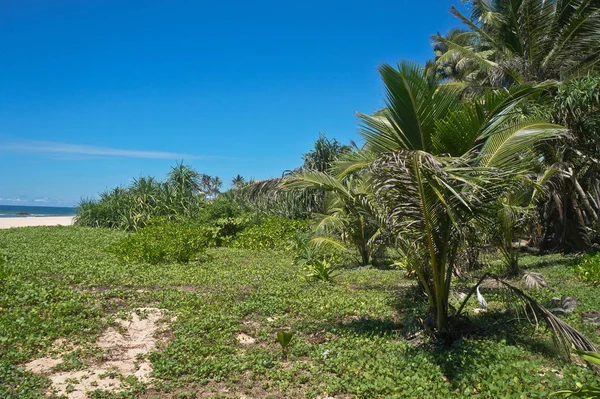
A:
[{"left": 0, "top": 205, "right": 76, "bottom": 218}]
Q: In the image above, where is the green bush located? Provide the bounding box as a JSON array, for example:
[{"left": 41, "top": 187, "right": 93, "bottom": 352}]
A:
[
  {"left": 211, "top": 217, "right": 249, "bottom": 246},
  {"left": 574, "top": 252, "right": 600, "bottom": 285},
  {"left": 198, "top": 193, "right": 242, "bottom": 222},
  {"left": 107, "top": 221, "right": 215, "bottom": 264},
  {"left": 75, "top": 164, "right": 219, "bottom": 231},
  {"left": 232, "top": 217, "right": 309, "bottom": 251}
]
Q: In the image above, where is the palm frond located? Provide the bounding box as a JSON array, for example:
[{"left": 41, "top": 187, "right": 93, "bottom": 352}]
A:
[
  {"left": 457, "top": 274, "right": 597, "bottom": 358},
  {"left": 522, "top": 271, "right": 548, "bottom": 290}
]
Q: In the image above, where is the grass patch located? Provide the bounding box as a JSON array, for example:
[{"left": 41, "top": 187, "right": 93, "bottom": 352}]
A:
[{"left": 1, "top": 227, "right": 599, "bottom": 398}]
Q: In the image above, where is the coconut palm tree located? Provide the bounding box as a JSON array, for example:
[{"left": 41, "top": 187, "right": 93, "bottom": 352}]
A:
[
  {"left": 433, "top": 0, "right": 600, "bottom": 88},
  {"left": 283, "top": 169, "right": 382, "bottom": 266},
  {"left": 231, "top": 174, "right": 246, "bottom": 188},
  {"left": 357, "top": 61, "right": 565, "bottom": 336},
  {"left": 432, "top": 0, "right": 600, "bottom": 251}
]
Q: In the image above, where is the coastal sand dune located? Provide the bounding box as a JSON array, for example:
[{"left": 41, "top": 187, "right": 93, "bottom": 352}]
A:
[{"left": 0, "top": 216, "right": 74, "bottom": 229}]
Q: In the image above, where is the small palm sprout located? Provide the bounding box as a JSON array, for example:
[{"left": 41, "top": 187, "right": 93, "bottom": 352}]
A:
[
  {"left": 276, "top": 330, "right": 295, "bottom": 360},
  {"left": 476, "top": 286, "right": 488, "bottom": 310}
]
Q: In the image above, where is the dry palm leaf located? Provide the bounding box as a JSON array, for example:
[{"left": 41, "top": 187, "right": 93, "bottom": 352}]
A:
[{"left": 457, "top": 273, "right": 597, "bottom": 359}]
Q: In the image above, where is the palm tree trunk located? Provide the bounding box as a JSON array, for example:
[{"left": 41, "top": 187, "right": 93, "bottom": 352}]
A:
[
  {"left": 435, "top": 279, "right": 448, "bottom": 336},
  {"left": 571, "top": 171, "right": 598, "bottom": 222}
]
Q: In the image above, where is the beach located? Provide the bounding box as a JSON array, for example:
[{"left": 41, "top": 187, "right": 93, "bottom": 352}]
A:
[{"left": 0, "top": 216, "right": 75, "bottom": 229}]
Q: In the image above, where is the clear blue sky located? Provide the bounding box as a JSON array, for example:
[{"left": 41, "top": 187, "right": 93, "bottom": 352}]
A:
[{"left": 0, "top": 0, "right": 462, "bottom": 207}]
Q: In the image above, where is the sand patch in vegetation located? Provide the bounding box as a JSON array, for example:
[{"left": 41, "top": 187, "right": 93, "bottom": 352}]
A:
[
  {"left": 236, "top": 332, "right": 256, "bottom": 345},
  {"left": 25, "top": 308, "right": 166, "bottom": 398}
]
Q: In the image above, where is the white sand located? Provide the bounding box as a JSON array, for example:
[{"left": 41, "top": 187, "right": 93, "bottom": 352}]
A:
[
  {"left": 0, "top": 216, "right": 74, "bottom": 229},
  {"left": 26, "top": 308, "right": 166, "bottom": 399}
]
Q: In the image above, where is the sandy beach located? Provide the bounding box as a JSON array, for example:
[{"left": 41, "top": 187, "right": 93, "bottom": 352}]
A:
[{"left": 0, "top": 216, "right": 75, "bottom": 229}]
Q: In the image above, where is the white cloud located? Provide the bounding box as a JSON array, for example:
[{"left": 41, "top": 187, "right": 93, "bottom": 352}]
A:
[
  {"left": 6, "top": 198, "right": 28, "bottom": 203},
  {"left": 34, "top": 198, "right": 49, "bottom": 202},
  {"left": 1, "top": 140, "right": 224, "bottom": 160}
]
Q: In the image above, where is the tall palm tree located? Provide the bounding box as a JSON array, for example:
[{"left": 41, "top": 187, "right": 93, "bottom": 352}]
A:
[
  {"left": 433, "top": 1, "right": 600, "bottom": 251},
  {"left": 433, "top": 0, "right": 600, "bottom": 88},
  {"left": 357, "top": 61, "right": 565, "bottom": 336},
  {"left": 231, "top": 174, "right": 246, "bottom": 188}
]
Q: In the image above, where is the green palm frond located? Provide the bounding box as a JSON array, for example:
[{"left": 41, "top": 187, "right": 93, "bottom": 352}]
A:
[
  {"left": 331, "top": 148, "right": 376, "bottom": 177},
  {"left": 310, "top": 236, "right": 349, "bottom": 253},
  {"left": 477, "top": 120, "right": 566, "bottom": 169},
  {"left": 359, "top": 61, "right": 463, "bottom": 154},
  {"left": 436, "top": 0, "right": 600, "bottom": 85}
]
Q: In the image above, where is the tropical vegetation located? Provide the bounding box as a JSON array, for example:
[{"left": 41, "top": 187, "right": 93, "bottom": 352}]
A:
[{"left": 3, "top": 0, "right": 600, "bottom": 396}]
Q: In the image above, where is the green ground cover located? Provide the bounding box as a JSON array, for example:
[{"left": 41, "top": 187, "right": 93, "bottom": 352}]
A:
[{"left": 1, "top": 226, "right": 599, "bottom": 398}]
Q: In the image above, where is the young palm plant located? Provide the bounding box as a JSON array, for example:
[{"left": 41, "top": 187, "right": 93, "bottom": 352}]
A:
[
  {"left": 358, "top": 61, "right": 565, "bottom": 337},
  {"left": 482, "top": 184, "right": 538, "bottom": 276},
  {"left": 283, "top": 170, "right": 382, "bottom": 266}
]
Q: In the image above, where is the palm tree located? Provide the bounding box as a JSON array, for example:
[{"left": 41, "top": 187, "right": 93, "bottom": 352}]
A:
[
  {"left": 357, "top": 61, "right": 565, "bottom": 336},
  {"left": 198, "top": 174, "right": 222, "bottom": 199},
  {"left": 433, "top": 0, "right": 600, "bottom": 88},
  {"left": 211, "top": 176, "right": 223, "bottom": 197},
  {"left": 284, "top": 169, "right": 382, "bottom": 266},
  {"left": 433, "top": 2, "right": 600, "bottom": 250},
  {"left": 231, "top": 174, "right": 246, "bottom": 188},
  {"left": 431, "top": 28, "right": 484, "bottom": 84}
]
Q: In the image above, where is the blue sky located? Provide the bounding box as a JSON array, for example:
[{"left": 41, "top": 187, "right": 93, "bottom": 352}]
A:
[{"left": 0, "top": 0, "right": 462, "bottom": 207}]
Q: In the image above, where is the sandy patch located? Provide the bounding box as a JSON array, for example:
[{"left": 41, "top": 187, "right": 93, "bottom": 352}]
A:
[
  {"left": 0, "top": 216, "right": 74, "bottom": 229},
  {"left": 26, "top": 308, "right": 166, "bottom": 398},
  {"left": 237, "top": 333, "right": 256, "bottom": 345}
]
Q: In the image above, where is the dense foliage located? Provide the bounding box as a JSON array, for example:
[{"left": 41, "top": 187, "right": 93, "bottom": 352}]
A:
[
  {"left": 107, "top": 221, "right": 215, "bottom": 264},
  {"left": 75, "top": 163, "right": 221, "bottom": 230},
  {"left": 574, "top": 252, "right": 600, "bottom": 285},
  {"left": 232, "top": 217, "right": 309, "bottom": 251}
]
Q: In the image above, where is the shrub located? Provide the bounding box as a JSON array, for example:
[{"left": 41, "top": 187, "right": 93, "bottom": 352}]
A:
[
  {"left": 199, "top": 193, "right": 242, "bottom": 222},
  {"left": 75, "top": 164, "right": 216, "bottom": 231},
  {"left": 107, "top": 221, "right": 215, "bottom": 264},
  {"left": 303, "top": 258, "right": 340, "bottom": 282},
  {"left": 574, "top": 252, "right": 600, "bottom": 285},
  {"left": 211, "top": 217, "right": 249, "bottom": 246},
  {"left": 232, "top": 217, "right": 309, "bottom": 251}
]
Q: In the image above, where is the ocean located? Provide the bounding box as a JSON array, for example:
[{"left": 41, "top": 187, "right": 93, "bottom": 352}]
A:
[{"left": 0, "top": 205, "right": 76, "bottom": 218}]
